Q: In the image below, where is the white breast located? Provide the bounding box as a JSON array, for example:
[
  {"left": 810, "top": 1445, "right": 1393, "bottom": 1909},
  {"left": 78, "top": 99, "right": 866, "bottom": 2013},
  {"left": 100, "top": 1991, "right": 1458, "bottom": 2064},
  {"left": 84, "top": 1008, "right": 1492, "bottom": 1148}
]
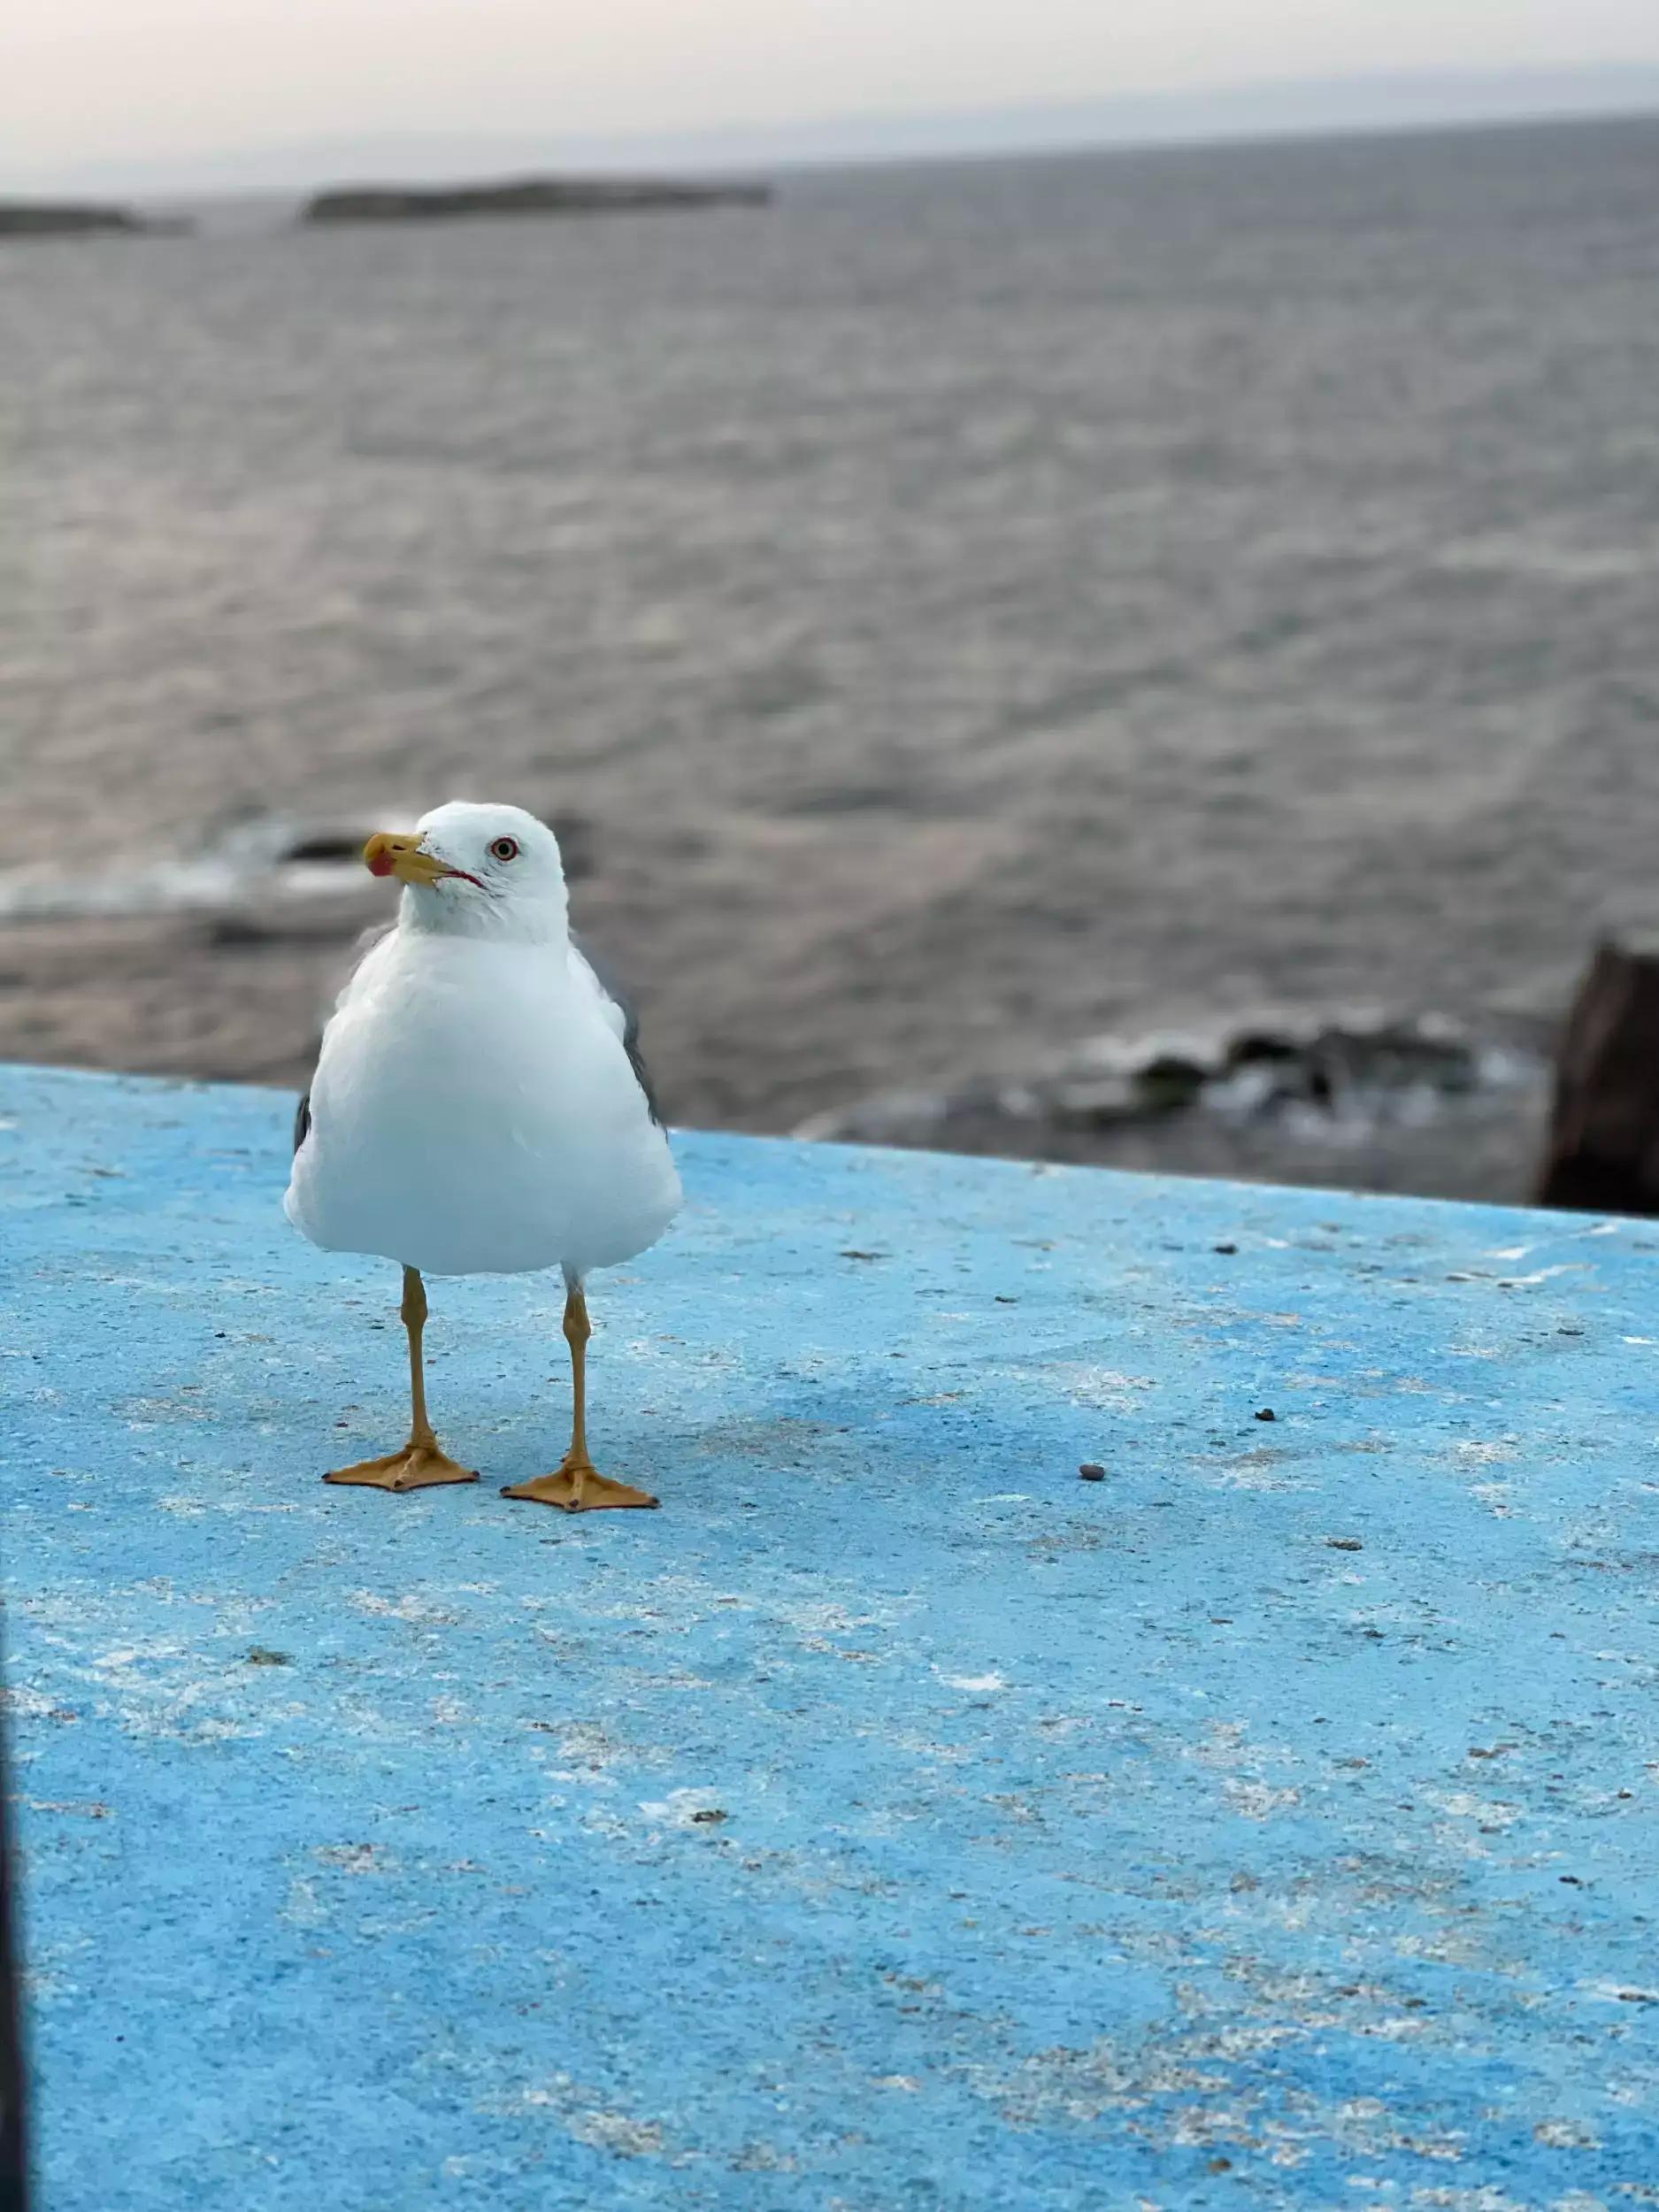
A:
[{"left": 285, "top": 930, "right": 680, "bottom": 1278}]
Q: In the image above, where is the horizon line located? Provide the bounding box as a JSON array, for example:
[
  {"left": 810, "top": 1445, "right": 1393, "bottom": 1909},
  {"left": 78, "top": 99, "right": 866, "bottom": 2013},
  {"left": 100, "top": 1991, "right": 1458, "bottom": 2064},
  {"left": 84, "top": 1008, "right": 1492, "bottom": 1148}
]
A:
[{"left": 7, "top": 60, "right": 1659, "bottom": 199}]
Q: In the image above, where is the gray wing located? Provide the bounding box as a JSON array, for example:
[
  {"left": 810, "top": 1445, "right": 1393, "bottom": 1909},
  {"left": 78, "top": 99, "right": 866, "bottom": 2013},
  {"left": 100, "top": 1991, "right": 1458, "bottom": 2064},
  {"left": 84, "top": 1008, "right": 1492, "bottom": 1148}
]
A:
[
  {"left": 572, "top": 934, "right": 664, "bottom": 1126},
  {"left": 293, "top": 921, "right": 395, "bottom": 1156}
]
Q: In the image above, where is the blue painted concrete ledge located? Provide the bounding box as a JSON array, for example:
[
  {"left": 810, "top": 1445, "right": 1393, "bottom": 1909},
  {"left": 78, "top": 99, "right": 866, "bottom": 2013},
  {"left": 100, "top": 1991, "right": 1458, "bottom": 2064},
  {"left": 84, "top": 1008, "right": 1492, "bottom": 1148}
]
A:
[{"left": 4, "top": 1063, "right": 1659, "bottom": 2211}]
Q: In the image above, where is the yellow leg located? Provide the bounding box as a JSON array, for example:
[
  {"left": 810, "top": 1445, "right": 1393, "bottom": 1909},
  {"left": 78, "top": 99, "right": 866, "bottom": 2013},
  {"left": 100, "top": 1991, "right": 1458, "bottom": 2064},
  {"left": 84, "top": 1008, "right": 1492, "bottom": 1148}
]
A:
[
  {"left": 502, "top": 1284, "right": 658, "bottom": 1512},
  {"left": 325, "top": 1266, "right": 480, "bottom": 1492}
]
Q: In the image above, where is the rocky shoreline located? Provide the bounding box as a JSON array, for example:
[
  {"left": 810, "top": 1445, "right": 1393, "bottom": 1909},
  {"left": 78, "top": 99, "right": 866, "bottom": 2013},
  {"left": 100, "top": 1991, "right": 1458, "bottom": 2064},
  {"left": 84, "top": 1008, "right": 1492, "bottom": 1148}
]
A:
[
  {"left": 0, "top": 814, "right": 1557, "bottom": 1202},
  {"left": 795, "top": 1010, "right": 1555, "bottom": 1203}
]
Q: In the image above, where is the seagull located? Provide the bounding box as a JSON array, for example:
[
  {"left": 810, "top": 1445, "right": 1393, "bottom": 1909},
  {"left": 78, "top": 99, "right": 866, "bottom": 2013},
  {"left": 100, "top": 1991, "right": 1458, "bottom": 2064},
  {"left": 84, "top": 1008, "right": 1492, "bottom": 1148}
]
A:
[{"left": 284, "top": 800, "right": 680, "bottom": 1511}]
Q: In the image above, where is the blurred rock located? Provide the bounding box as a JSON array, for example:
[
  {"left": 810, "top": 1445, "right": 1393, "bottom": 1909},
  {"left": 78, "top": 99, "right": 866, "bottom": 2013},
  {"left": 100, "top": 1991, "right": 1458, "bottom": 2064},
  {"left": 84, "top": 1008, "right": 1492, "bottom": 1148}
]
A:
[
  {"left": 302, "top": 178, "right": 771, "bottom": 227},
  {"left": 797, "top": 1010, "right": 1552, "bottom": 1203},
  {"left": 0, "top": 200, "right": 187, "bottom": 239},
  {"left": 1536, "top": 942, "right": 1659, "bottom": 1215}
]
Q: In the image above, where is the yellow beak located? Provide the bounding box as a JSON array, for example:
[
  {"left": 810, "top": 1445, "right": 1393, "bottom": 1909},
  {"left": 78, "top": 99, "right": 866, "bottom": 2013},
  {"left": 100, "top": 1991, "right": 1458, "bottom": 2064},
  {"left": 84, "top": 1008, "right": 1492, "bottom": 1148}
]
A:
[{"left": 364, "top": 832, "right": 464, "bottom": 887}]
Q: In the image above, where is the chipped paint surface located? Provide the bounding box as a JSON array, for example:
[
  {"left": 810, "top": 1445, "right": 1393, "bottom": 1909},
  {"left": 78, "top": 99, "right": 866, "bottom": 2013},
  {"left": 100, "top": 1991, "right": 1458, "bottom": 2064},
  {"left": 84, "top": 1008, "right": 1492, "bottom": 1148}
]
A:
[{"left": 4, "top": 1064, "right": 1659, "bottom": 2210}]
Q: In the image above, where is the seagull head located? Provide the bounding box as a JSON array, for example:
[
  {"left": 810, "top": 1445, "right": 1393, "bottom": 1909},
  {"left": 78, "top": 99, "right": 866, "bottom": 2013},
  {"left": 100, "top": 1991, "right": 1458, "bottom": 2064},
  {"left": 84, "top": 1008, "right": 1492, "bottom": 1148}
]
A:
[{"left": 363, "top": 801, "right": 568, "bottom": 941}]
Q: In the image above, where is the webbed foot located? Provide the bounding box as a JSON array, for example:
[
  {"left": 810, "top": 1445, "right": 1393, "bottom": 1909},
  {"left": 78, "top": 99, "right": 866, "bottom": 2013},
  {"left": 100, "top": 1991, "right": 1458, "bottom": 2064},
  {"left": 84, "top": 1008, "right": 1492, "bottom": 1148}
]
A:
[
  {"left": 501, "top": 1458, "right": 658, "bottom": 1512},
  {"left": 325, "top": 1441, "right": 480, "bottom": 1492}
]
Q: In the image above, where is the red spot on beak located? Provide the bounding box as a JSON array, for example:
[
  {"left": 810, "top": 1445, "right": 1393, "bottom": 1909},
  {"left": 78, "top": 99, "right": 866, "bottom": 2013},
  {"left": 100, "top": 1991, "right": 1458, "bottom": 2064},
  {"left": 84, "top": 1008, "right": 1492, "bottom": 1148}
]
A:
[{"left": 366, "top": 849, "right": 396, "bottom": 878}]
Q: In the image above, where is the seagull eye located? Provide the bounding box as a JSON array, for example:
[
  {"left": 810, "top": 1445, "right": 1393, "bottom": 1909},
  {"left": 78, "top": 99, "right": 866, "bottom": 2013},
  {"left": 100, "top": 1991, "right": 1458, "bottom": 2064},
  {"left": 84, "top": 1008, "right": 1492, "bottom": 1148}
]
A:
[{"left": 489, "top": 837, "right": 519, "bottom": 863}]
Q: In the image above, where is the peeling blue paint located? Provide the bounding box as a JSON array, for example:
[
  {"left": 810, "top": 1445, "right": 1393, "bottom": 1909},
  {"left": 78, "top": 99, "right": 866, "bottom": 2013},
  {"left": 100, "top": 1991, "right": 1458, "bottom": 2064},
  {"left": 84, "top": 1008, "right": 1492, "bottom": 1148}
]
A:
[{"left": 3, "top": 1063, "right": 1658, "bottom": 2209}]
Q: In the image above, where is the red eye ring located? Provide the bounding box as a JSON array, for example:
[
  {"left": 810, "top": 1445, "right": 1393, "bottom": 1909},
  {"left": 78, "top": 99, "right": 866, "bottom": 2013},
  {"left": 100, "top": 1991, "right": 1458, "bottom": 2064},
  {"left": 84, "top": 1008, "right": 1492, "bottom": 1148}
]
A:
[{"left": 489, "top": 836, "right": 519, "bottom": 863}]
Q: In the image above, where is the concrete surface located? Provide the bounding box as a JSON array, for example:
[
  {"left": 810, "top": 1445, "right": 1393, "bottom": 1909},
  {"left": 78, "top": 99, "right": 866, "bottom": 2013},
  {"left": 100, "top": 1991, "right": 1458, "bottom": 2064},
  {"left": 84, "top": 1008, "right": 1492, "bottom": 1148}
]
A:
[{"left": 3, "top": 1062, "right": 1658, "bottom": 2211}]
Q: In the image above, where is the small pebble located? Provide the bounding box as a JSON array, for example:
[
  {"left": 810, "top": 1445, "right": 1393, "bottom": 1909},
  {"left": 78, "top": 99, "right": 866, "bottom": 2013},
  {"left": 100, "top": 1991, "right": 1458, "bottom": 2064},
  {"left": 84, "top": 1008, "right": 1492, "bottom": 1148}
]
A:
[
  {"left": 1078, "top": 1463, "right": 1107, "bottom": 1482},
  {"left": 1254, "top": 1408, "right": 1277, "bottom": 1423},
  {"left": 1326, "top": 1538, "right": 1363, "bottom": 1552}
]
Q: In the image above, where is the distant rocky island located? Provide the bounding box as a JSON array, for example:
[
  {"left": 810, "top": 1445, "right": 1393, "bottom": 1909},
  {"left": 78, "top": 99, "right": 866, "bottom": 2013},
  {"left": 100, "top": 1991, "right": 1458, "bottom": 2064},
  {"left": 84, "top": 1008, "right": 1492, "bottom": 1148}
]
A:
[
  {"left": 0, "top": 200, "right": 186, "bottom": 240},
  {"left": 301, "top": 175, "right": 772, "bottom": 227}
]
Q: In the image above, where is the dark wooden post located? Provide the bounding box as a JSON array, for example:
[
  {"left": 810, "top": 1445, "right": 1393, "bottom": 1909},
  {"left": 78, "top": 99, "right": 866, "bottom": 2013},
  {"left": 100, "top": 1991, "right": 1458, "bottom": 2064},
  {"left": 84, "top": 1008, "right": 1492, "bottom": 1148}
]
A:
[{"left": 1537, "top": 942, "right": 1659, "bottom": 1215}]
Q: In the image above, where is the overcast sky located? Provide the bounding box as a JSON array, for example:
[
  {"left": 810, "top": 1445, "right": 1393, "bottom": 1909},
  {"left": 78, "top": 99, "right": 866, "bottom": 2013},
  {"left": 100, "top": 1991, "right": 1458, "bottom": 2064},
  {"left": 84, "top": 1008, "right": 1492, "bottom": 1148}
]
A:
[{"left": 6, "top": 0, "right": 1659, "bottom": 180}]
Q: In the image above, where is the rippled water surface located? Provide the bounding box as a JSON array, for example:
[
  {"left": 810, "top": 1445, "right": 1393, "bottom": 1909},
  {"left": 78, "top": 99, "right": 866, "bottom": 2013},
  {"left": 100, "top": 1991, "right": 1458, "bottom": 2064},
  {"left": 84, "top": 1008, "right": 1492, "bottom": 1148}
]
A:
[{"left": 4, "top": 117, "right": 1657, "bottom": 1156}]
